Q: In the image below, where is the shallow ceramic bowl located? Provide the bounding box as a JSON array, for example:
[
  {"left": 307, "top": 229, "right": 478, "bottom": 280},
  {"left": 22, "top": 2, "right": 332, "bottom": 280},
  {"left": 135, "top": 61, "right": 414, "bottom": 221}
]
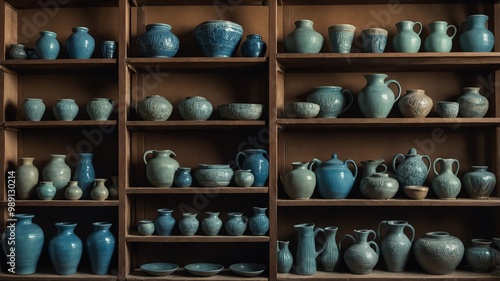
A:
[
  {"left": 140, "top": 262, "right": 179, "bottom": 276},
  {"left": 218, "top": 103, "right": 263, "bottom": 120},
  {"left": 404, "top": 185, "right": 429, "bottom": 200},
  {"left": 285, "top": 102, "right": 320, "bottom": 118},
  {"left": 195, "top": 164, "right": 234, "bottom": 187},
  {"left": 229, "top": 263, "right": 266, "bottom": 277},
  {"left": 185, "top": 263, "right": 224, "bottom": 277}
]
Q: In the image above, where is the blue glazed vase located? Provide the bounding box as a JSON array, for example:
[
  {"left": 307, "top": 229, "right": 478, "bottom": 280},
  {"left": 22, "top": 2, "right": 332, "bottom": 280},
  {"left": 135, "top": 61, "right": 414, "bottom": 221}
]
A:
[
  {"left": 178, "top": 213, "right": 199, "bottom": 236},
  {"left": 53, "top": 98, "right": 79, "bottom": 121},
  {"left": 201, "top": 212, "right": 222, "bottom": 236},
  {"left": 240, "top": 34, "right": 266, "bottom": 57},
  {"left": 86, "top": 222, "right": 115, "bottom": 275},
  {"left": 413, "top": 231, "right": 464, "bottom": 275},
  {"left": 424, "top": 21, "right": 457, "bottom": 52},
  {"left": 378, "top": 220, "right": 415, "bottom": 272},
  {"left": 174, "top": 167, "right": 192, "bottom": 187},
  {"left": 357, "top": 74, "right": 401, "bottom": 118},
  {"left": 101, "top": 41, "right": 116, "bottom": 58},
  {"left": 225, "top": 212, "right": 248, "bottom": 236},
  {"left": 294, "top": 223, "right": 326, "bottom": 275},
  {"left": 306, "top": 86, "right": 354, "bottom": 118},
  {"left": 73, "top": 153, "right": 96, "bottom": 200},
  {"left": 66, "top": 27, "right": 95, "bottom": 59},
  {"left": 432, "top": 158, "right": 461, "bottom": 199},
  {"left": 35, "top": 31, "right": 60, "bottom": 59},
  {"left": 393, "top": 21, "right": 422, "bottom": 53},
  {"left": 178, "top": 96, "right": 213, "bottom": 121},
  {"left": 341, "top": 229, "right": 380, "bottom": 274},
  {"left": 138, "top": 220, "right": 155, "bottom": 236},
  {"left": 249, "top": 207, "right": 269, "bottom": 236},
  {"left": 460, "top": 14, "right": 494, "bottom": 52},
  {"left": 137, "top": 23, "right": 179, "bottom": 58},
  {"left": 463, "top": 166, "right": 496, "bottom": 199},
  {"left": 311, "top": 153, "right": 358, "bottom": 199},
  {"left": 137, "top": 95, "right": 173, "bottom": 121},
  {"left": 48, "top": 222, "right": 83, "bottom": 275},
  {"left": 194, "top": 20, "right": 243, "bottom": 57},
  {"left": 236, "top": 149, "right": 269, "bottom": 187},
  {"left": 284, "top": 19, "right": 323, "bottom": 53},
  {"left": 86, "top": 98, "right": 114, "bottom": 121},
  {"left": 277, "top": 240, "right": 293, "bottom": 273},
  {"left": 42, "top": 154, "right": 71, "bottom": 199},
  {"left": 392, "top": 148, "right": 431, "bottom": 187},
  {"left": 22, "top": 98, "right": 46, "bottom": 121},
  {"left": 1, "top": 214, "right": 44, "bottom": 275},
  {"left": 465, "top": 238, "right": 496, "bottom": 272},
  {"left": 318, "top": 226, "right": 340, "bottom": 272},
  {"left": 154, "top": 208, "right": 176, "bottom": 236},
  {"left": 36, "top": 181, "right": 57, "bottom": 200}
]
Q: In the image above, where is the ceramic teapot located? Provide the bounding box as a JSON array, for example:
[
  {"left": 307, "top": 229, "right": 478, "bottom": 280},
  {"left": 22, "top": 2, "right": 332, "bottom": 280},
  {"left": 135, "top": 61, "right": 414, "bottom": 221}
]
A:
[
  {"left": 392, "top": 148, "right": 430, "bottom": 187},
  {"left": 311, "top": 153, "right": 358, "bottom": 199}
]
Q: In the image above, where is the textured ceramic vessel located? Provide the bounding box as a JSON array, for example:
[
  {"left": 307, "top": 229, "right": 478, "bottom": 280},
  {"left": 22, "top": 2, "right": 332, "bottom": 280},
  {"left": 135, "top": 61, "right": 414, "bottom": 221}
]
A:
[
  {"left": 35, "top": 31, "right": 60, "bottom": 59},
  {"left": 249, "top": 207, "right": 269, "bottom": 236},
  {"left": 277, "top": 240, "right": 293, "bottom": 273},
  {"left": 360, "top": 172, "right": 399, "bottom": 199},
  {"left": 234, "top": 169, "right": 254, "bottom": 187},
  {"left": 154, "top": 208, "right": 176, "bottom": 236},
  {"left": 312, "top": 153, "right": 358, "bottom": 199},
  {"left": 137, "top": 23, "right": 179, "bottom": 58},
  {"left": 91, "top": 178, "right": 109, "bottom": 201},
  {"left": 284, "top": 19, "right": 324, "bottom": 53},
  {"left": 108, "top": 176, "right": 119, "bottom": 199},
  {"left": 285, "top": 102, "right": 320, "bottom": 119},
  {"left": 73, "top": 153, "right": 95, "bottom": 199},
  {"left": 460, "top": 14, "right": 494, "bottom": 52},
  {"left": 9, "top": 43, "right": 27, "bottom": 59},
  {"left": 341, "top": 229, "right": 380, "bottom": 275},
  {"left": 424, "top": 21, "right": 457, "bottom": 52},
  {"left": 36, "top": 181, "right": 56, "bottom": 200},
  {"left": 393, "top": 21, "right": 422, "bottom": 53},
  {"left": 361, "top": 28, "right": 388, "bottom": 53},
  {"left": 437, "top": 101, "right": 459, "bottom": 118},
  {"left": 358, "top": 74, "right": 401, "bottom": 118},
  {"left": 195, "top": 164, "right": 233, "bottom": 187},
  {"left": 86, "top": 222, "right": 115, "bottom": 275},
  {"left": 178, "top": 213, "right": 199, "bottom": 236},
  {"left": 236, "top": 149, "right": 269, "bottom": 187},
  {"left": 194, "top": 20, "right": 243, "bottom": 57},
  {"left": 53, "top": 99, "right": 79, "bottom": 121},
  {"left": 398, "top": 89, "right": 433, "bottom": 118},
  {"left": 143, "top": 149, "right": 179, "bottom": 187},
  {"left": 328, "top": 24, "right": 356, "bottom": 53},
  {"left": 137, "top": 95, "right": 173, "bottom": 121},
  {"left": 392, "top": 148, "right": 431, "bottom": 187},
  {"left": 48, "top": 222, "right": 83, "bottom": 275},
  {"left": 137, "top": 220, "right": 155, "bottom": 236},
  {"left": 174, "top": 167, "right": 192, "bottom": 187},
  {"left": 217, "top": 103, "right": 263, "bottom": 120},
  {"left": 225, "top": 212, "right": 248, "bottom": 236},
  {"left": 101, "top": 41, "right": 116, "bottom": 58},
  {"left": 23, "top": 98, "right": 46, "bottom": 121},
  {"left": 432, "top": 158, "right": 461, "bottom": 199},
  {"left": 86, "top": 98, "right": 114, "bottom": 121},
  {"left": 241, "top": 34, "right": 267, "bottom": 57},
  {"left": 66, "top": 27, "right": 95, "bottom": 59},
  {"left": 360, "top": 159, "right": 387, "bottom": 197},
  {"left": 413, "top": 231, "right": 464, "bottom": 275},
  {"left": 178, "top": 96, "right": 213, "bottom": 121},
  {"left": 465, "top": 238, "right": 496, "bottom": 272},
  {"left": 64, "top": 181, "right": 83, "bottom": 200},
  {"left": 463, "top": 166, "right": 496, "bottom": 199},
  {"left": 318, "top": 226, "right": 340, "bottom": 272},
  {"left": 457, "top": 87, "right": 489, "bottom": 118},
  {"left": 294, "top": 223, "right": 326, "bottom": 275},
  {"left": 282, "top": 161, "right": 316, "bottom": 199},
  {"left": 306, "top": 86, "right": 353, "bottom": 118},
  {"left": 201, "top": 212, "right": 222, "bottom": 236},
  {"left": 16, "top": 157, "right": 39, "bottom": 199},
  {"left": 378, "top": 220, "right": 415, "bottom": 272},
  {"left": 42, "top": 154, "right": 71, "bottom": 199}
]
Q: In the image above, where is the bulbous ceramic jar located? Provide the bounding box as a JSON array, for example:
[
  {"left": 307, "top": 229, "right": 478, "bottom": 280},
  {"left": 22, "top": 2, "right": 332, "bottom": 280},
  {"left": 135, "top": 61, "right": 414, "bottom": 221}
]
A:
[
  {"left": 36, "top": 181, "right": 56, "bottom": 200},
  {"left": 397, "top": 89, "right": 433, "bottom": 118},
  {"left": 413, "top": 231, "right": 464, "bottom": 275},
  {"left": 23, "top": 98, "right": 46, "bottom": 121},
  {"left": 306, "top": 86, "right": 354, "bottom": 118},
  {"left": 178, "top": 96, "right": 213, "bottom": 121},
  {"left": 137, "top": 95, "right": 173, "bottom": 121},
  {"left": 154, "top": 208, "right": 176, "bottom": 236},
  {"left": 35, "top": 31, "right": 60, "bottom": 59},
  {"left": 457, "top": 87, "right": 489, "bottom": 118},
  {"left": 86, "top": 98, "right": 114, "bottom": 121},
  {"left": 463, "top": 166, "right": 496, "bottom": 199},
  {"left": 42, "top": 154, "right": 71, "bottom": 199},
  {"left": 66, "top": 26, "right": 95, "bottom": 59},
  {"left": 233, "top": 169, "right": 254, "bottom": 187},
  {"left": 64, "top": 181, "right": 83, "bottom": 200},
  {"left": 392, "top": 148, "right": 431, "bottom": 187},
  {"left": 465, "top": 238, "right": 496, "bottom": 272},
  {"left": 225, "top": 212, "right": 248, "bottom": 236},
  {"left": 9, "top": 43, "right": 27, "bottom": 59},
  {"left": 174, "top": 167, "right": 192, "bottom": 187},
  {"left": 282, "top": 161, "right": 316, "bottom": 199},
  {"left": 284, "top": 19, "right": 324, "bottom": 53},
  {"left": 53, "top": 99, "right": 79, "bottom": 121},
  {"left": 311, "top": 153, "right": 358, "bottom": 199},
  {"left": 137, "top": 23, "right": 179, "bottom": 58},
  {"left": 460, "top": 14, "right": 495, "bottom": 52},
  {"left": 360, "top": 172, "right": 399, "bottom": 199},
  {"left": 143, "top": 149, "right": 179, "bottom": 187},
  {"left": 341, "top": 229, "right": 379, "bottom": 275},
  {"left": 178, "top": 213, "right": 199, "bottom": 236},
  {"left": 240, "top": 34, "right": 267, "bottom": 57},
  {"left": 201, "top": 212, "right": 222, "bottom": 236}
]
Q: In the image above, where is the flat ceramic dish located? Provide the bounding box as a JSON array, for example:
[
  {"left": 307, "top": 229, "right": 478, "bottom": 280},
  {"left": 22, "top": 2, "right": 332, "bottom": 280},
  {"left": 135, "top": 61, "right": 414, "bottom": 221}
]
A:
[
  {"left": 140, "top": 262, "right": 179, "bottom": 276},
  {"left": 184, "top": 263, "right": 224, "bottom": 277},
  {"left": 230, "top": 263, "right": 266, "bottom": 277}
]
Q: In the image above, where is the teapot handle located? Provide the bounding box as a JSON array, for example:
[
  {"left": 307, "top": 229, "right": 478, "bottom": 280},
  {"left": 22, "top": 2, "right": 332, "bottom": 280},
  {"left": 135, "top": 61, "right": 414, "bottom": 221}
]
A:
[
  {"left": 340, "top": 89, "right": 354, "bottom": 113},
  {"left": 235, "top": 151, "right": 245, "bottom": 169},
  {"left": 432, "top": 157, "right": 443, "bottom": 176},
  {"left": 447, "top": 24, "right": 457, "bottom": 39},
  {"left": 143, "top": 150, "right": 156, "bottom": 165},
  {"left": 405, "top": 223, "right": 415, "bottom": 243},
  {"left": 345, "top": 159, "right": 358, "bottom": 179},
  {"left": 385, "top": 79, "right": 402, "bottom": 103},
  {"left": 310, "top": 158, "right": 322, "bottom": 171},
  {"left": 392, "top": 153, "right": 405, "bottom": 172},
  {"left": 377, "top": 220, "right": 388, "bottom": 239},
  {"left": 413, "top": 21, "right": 423, "bottom": 36},
  {"left": 314, "top": 227, "right": 327, "bottom": 257},
  {"left": 422, "top": 155, "right": 432, "bottom": 174},
  {"left": 339, "top": 234, "right": 355, "bottom": 252},
  {"left": 369, "top": 241, "right": 380, "bottom": 256},
  {"left": 452, "top": 159, "right": 460, "bottom": 176}
]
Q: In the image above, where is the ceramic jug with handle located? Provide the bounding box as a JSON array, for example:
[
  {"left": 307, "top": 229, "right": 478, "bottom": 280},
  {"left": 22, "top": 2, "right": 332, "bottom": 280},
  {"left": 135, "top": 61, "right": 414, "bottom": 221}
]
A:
[
  {"left": 294, "top": 223, "right": 327, "bottom": 275},
  {"left": 357, "top": 74, "right": 401, "bottom": 118},
  {"left": 311, "top": 153, "right": 358, "bottom": 199},
  {"left": 143, "top": 149, "right": 179, "bottom": 187}
]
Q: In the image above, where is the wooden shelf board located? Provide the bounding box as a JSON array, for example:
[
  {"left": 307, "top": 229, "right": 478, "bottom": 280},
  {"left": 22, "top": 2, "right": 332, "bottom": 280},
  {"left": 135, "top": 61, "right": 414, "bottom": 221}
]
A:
[
  {"left": 277, "top": 269, "right": 498, "bottom": 280},
  {"left": 127, "top": 120, "right": 267, "bottom": 130},
  {"left": 128, "top": 268, "right": 267, "bottom": 280},
  {"left": 0, "top": 59, "right": 117, "bottom": 73},
  {"left": 4, "top": 0, "right": 118, "bottom": 9},
  {"left": 5, "top": 120, "right": 117, "bottom": 129},
  {"left": 277, "top": 53, "right": 500, "bottom": 72},
  {"left": 127, "top": 187, "right": 268, "bottom": 194},
  {"left": 280, "top": 0, "right": 490, "bottom": 5},
  {"left": 130, "top": 0, "right": 267, "bottom": 7},
  {"left": 126, "top": 234, "right": 269, "bottom": 242},
  {"left": 277, "top": 118, "right": 500, "bottom": 128},
  {"left": 277, "top": 198, "right": 500, "bottom": 207},
  {"left": 0, "top": 200, "right": 119, "bottom": 207},
  {"left": 0, "top": 267, "right": 116, "bottom": 280},
  {"left": 126, "top": 57, "right": 267, "bottom": 73}
]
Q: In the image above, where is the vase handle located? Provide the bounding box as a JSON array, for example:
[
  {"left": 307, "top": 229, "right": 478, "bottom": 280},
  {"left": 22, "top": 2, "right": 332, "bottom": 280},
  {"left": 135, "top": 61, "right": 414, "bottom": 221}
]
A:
[
  {"left": 235, "top": 152, "right": 246, "bottom": 169},
  {"left": 314, "top": 227, "right": 327, "bottom": 257},
  {"left": 369, "top": 240, "right": 380, "bottom": 256},
  {"left": 385, "top": 79, "right": 402, "bottom": 103},
  {"left": 392, "top": 153, "right": 405, "bottom": 173},
  {"left": 377, "top": 220, "right": 388, "bottom": 239},
  {"left": 340, "top": 89, "right": 354, "bottom": 113},
  {"left": 447, "top": 24, "right": 457, "bottom": 39},
  {"left": 405, "top": 223, "right": 415, "bottom": 242},
  {"left": 413, "top": 21, "right": 423, "bottom": 36},
  {"left": 422, "top": 154, "right": 432, "bottom": 175},
  {"left": 339, "top": 234, "right": 355, "bottom": 252},
  {"left": 379, "top": 163, "right": 388, "bottom": 173},
  {"left": 143, "top": 150, "right": 156, "bottom": 165},
  {"left": 432, "top": 157, "right": 443, "bottom": 176},
  {"left": 452, "top": 159, "right": 460, "bottom": 176}
]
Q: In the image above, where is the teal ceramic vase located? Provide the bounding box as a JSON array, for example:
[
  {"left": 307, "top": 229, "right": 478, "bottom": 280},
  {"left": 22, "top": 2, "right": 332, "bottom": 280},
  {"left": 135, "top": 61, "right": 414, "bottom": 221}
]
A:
[
  {"left": 311, "top": 153, "right": 358, "bottom": 199},
  {"left": 457, "top": 87, "right": 489, "bottom": 118},
  {"left": 225, "top": 212, "right": 248, "bottom": 236},
  {"left": 294, "top": 223, "right": 326, "bottom": 275},
  {"left": 22, "top": 98, "right": 46, "bottom": 121},
  {"left": 465, "top": 238, "right": 496, "bottom": 272},
  {"left": 143, "top": 149, "right": 179, "bottom": 187},
  {"left": 392, "top": 148, "right": 431, "bottom": 187},
  {"left": 137, "top": 23, "right": 179, "bottom": 58},
  {"left": 66, "top": 27, "right": 95, "bottom": 59},
  {"left": 201, "top": 212, "right": 222, "bottom": 236},
  {"left": 378, "top": 220, "right": 415, "bottom": 272},
  {"left": 357, "top": 74, "right": 401, "bottom": 118},
  {"left": 1, "top": 214, "right": 44, "bottom": 275},
  {"left": 36, "top": 181, "right": 56, "bottom": 200},
  {"left": 73, "top": 153, "right": 95, "bottom": 199},
  {"left": 393, "top": 21, "right": 422, "bottom": 53},
  {"left": 137, "top": 95, "right": 173, "bottom": 121},
  {"left": 86, "top": 222, "right": 115, "bottom": 275},
  {"left": 86, "top": 98, "right": 114, "bottom": 121},
  {"left": 90, "top": 178, "right": 109, "bottom": 201},
  {"left": 42, "top": 154, "right": 71, "bottom": 199},
  {"left": 48, "top": 222, "right": 83, "bottom": 275},
  {"left": 241, "top": 34, "right": 267, "bottom": 57},
  {"left": 178, "top": 96, "right": 213, "bottom": 121},
  {"left": 306, "top": 86, "right": 353, "bottom": 118},
  {"left": 413, "top": 231, "right": 464, "bottom": 275},
  {"left": 463, "top": 166, "right": 496, "bottom": 199},
  {"left": 277, "top": 240, "right": 293, "bottom": 273},
  {"left": 341, "top": 229, "right": 380, "bottom": 275},
  {"left": 174, "top": 167, "right": 192, "bottom": 187},
  {"left": 284, "top": 19, "right": 324, "bottom": 53},
  {"left": 53, "top": 98, "right": 79, "bottom": 121},
  {"left": 249, "top": 207, "right": 269, "bottom": 236},
  {"left": 234, "top": 169, "right": 254, "bottom": 187},
  {"left": 16, "top": 157, "right": 39, "bottom": 200},
  {"left": 460, "top": 14, "right": 494, "bottom": 52},
  {"left": 283, "top": 161, "right": 316, "bottom": 199},
  {"left": 178, "top": 213, "right": 199, "bottom": 236},
  {"left": 432, "top": 158, "right": 461, "bottom": 199},
  {"left": 154, "top": 208, "right": 176, "bottom": 236},
  {"left": 360, "top": 172, "right": 399, "bottom": 199},
  {"left": 424, "top": 21, "right": 457, "bottom": 52},
  {"left": 236, "top": 149, "right": 269, "bottom": 187},
  {"left": 35, "top": 31, "right": 60, "bottom": 59},
  {"left": 137, "top": 220, "right": 155, "bottom": 236},
  {"left": 360, "top": 159, "right": 387, "bottom": 197},
  {"left": 9, "top": 43, "right": 27, "bottom": 59},
  {"left": 64, "top": 181, "right": 83, "bottom": 200},
  {"left": 318, "top": 226, "right": 340, "bottom": 272}
]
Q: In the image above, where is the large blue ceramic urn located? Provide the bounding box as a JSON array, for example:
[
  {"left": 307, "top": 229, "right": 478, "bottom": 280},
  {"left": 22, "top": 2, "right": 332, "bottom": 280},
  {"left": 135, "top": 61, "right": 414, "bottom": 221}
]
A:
[
  {"left": 137, "top": 23, "right": 179, "bottom": 58},
  {"left": 66, "top": 27, "right": 95, "bottom": 59}
]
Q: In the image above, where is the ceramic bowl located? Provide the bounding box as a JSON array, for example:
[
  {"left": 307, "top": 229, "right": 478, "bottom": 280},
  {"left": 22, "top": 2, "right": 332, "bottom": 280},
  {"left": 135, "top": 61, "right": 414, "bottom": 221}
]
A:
[
  {"left": 195, "top": 164, "right": 234, "bottom": 187},
  {"left": 404, "top": 185, "right": 429, "bottom": 200},
  {"left": 229, "top": 263, "right": 266, "bottom": 277},
  {"left": 185, "top": 263, "right": 224, "bottom": 277},
  {"left": 194, "top": 20, "right": 243, "bottom": 57},
  {"left": 285, "top": 102, "right": 320, "bottom": 118},
  {"left": 217, "top": 103, "right": 263, "bottom": 120},
  {"left": 140, "top": 262, "right": 179, "bottom": 276}
]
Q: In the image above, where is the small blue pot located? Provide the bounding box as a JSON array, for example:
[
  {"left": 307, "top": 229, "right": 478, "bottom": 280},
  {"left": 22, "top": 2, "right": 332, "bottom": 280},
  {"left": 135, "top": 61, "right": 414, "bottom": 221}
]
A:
[
  {"left": 35, "top": 31, "right": 60, "bottom": 59},
  {"left": 240, "top": 34, "right": 266, "bottom": 57}
]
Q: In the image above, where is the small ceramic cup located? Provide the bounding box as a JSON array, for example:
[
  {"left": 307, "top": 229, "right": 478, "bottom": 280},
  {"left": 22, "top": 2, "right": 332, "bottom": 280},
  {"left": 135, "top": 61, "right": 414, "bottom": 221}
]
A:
[
  {"left": 101, "top": 41, "right": 116, "bottom": 58},
  {"left": 328, "top": 24, "right": 356, "bottom": 53},
  {"left": 138, "top": 220, "right": 155, "bottom": 236},
  {"left": 361, "top": 28, "right": 388, "bottom": 53},
  {"left": 437, "top": 101, "right": 459, "bottom": 118}
]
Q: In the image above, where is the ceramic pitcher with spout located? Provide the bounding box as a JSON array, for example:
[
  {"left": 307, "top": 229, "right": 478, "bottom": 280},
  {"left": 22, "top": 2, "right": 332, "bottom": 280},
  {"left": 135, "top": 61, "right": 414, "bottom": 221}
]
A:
[
  {"left": 357, "top": 74, "right": 401, "bottom": 118},
  {"left": 378, "top": 220, "right": 415, "bottom": 272},
  {"left": 341, "top": 229, "right": 380, "bottom": 274},
  {"left": 143, "top": 149, "right": 179, "bottom": 187},
  {"left": 294, "top": 223, "right": 326, "bottom": 275}
]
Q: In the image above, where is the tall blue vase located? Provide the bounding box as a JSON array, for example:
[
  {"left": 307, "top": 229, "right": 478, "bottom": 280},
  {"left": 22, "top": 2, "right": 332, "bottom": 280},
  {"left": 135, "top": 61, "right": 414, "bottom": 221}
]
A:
[
  {"left": 249, "top": 207, "right": 269, "bottom": 236},
  {"left": 236, "top": 149, "right": 269, "bottom": 187},
  {"left": 153, "top": 208, "right": 176, "bottom": 236},
  {"left": 35, "top": 31, "right": 60, "bottom": 59},
  {"left": 73, "top": 153, "right": 96, "bottom": 199},
  {"left": 48, "top": 222, "right": 82, "bottom": 275},
  {"left": 66, "top": 27, "right": 95, "bottom": 59},
  {"left": 1, "top": 214, "right": 44, "bottom": 275},
  {"left": 86, "top": 222, "right": 115, "bottom": 275}
]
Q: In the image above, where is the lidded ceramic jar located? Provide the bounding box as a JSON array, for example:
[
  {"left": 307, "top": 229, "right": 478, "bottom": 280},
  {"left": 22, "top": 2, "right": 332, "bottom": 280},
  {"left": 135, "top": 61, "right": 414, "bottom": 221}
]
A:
[
  {"left": 137, "top": 95, "right": 173, "bottom": 121},
  {"left": 311, "top": 153, "right": 358, "bottom": 199},
  {"left": 137, "top": 23, "right": 179, "bottom": 58},
  {"left": 392, "top": 148, "right": 431, "bottom": 187},
  {"left": 397, "top": 89, "right": 433, "bottom": 118}
]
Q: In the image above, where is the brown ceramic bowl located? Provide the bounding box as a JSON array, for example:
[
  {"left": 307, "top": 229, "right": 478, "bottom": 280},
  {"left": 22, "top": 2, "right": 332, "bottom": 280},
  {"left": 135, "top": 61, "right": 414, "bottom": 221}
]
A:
[{"left": 404, "top": 185, "right": 429, "bottom": 200}]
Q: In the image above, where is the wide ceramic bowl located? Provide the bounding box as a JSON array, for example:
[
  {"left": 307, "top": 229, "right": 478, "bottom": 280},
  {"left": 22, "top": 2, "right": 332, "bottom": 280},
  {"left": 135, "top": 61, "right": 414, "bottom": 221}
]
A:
[
  {"left": 140, "top": 262, "right": 179, "bottom": 276},
  {"left": 217, "top": 103, "right": 263, "bottom": 120},
  {"left": 185, "top": 263, "right": 224, "bottom": 277},
  {"left": 195, "top": 164, "right": 234, "bottom": 187},
  {"left": 194, "top": 20, "right": 243, "bottom": 57},
  {"left": 404, "top": 185, "right": 429, "bottom": 200},
  {"left": 285, "top": 102, "right": 320, "bottom": 118},
  {"left": 229, "top": 263, "right": 266, "bottom": 277}
]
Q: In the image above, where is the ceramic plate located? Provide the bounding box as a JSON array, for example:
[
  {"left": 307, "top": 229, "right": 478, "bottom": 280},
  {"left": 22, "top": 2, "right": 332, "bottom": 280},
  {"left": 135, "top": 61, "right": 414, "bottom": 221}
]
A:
[
  {"left": 229, "top": 263, "right": 266, "bottom": 277},
  {"left": 140, "top": 262, "right": 179, "bottom": 276},
  {"left": 184, "top": 263, "right": 224, "bottom": 277}
]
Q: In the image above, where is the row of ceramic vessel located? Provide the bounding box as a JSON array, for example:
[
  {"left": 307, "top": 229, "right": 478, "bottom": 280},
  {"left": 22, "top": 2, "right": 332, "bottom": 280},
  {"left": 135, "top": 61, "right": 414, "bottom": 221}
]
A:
[
  {"left": 22, "top": 98, "right": 114, "bottom": 121},
  {"left": 287, "top": 15, "right": 494, "bottom": 54},
  {"left": 2, "top": 214, "right": 115, "bottom": 275},
  {"left": 15, "top": 153, "right": 118, "bottom": 200},
  {"left": 138, "top": 207, "right": 269, "bottom": 236},
  {"left": 144, "top": 149, "right": 269, "bottom": 187},
  {"left": 8, "top": 27, "right": 116, "bottom": 60},
  {"left": 282, "top": 148, "right": 497, "bottom": 200},
  {"left": 287, "top": 79, "right": 489, "bottom": 119},
  {"left": 278, "top": 221, "right": 500, "bottom": 276}
]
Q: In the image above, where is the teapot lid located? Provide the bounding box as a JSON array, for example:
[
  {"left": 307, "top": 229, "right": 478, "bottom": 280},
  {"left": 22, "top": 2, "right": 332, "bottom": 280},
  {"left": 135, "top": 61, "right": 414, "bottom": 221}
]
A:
[
  {"left": 406, "top": 148, "right": 418, "bottom": 156},
  {"left": 322, "top": 153, "right": 344, "bottom": 166}
]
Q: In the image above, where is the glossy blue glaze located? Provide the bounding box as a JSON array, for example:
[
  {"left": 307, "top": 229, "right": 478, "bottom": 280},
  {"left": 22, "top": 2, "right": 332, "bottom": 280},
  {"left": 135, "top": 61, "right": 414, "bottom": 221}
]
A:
[
  {"left": 86, "top": 222, "right": 115, "bottom": 275},
  {"left": 66, "top": 27, "right": 95, "bottom": 59},
  {"left": 48, "top": 222, "right": 82, "bottom": 275}
]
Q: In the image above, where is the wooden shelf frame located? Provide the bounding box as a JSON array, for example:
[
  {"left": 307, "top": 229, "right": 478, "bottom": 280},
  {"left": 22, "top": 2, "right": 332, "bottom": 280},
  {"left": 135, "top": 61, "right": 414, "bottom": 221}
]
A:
[
  {"left": 125, "top": 234, "right": 270, "bottom": 242},
  {"left": 276, "top": 198, "right": 500, "bottom": 207},
  {"left": 277, "top": 270, "right": 499, "bottom": 280},
  {"left": 126, "top": 187, "right": 269, "bottom": 194}
]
